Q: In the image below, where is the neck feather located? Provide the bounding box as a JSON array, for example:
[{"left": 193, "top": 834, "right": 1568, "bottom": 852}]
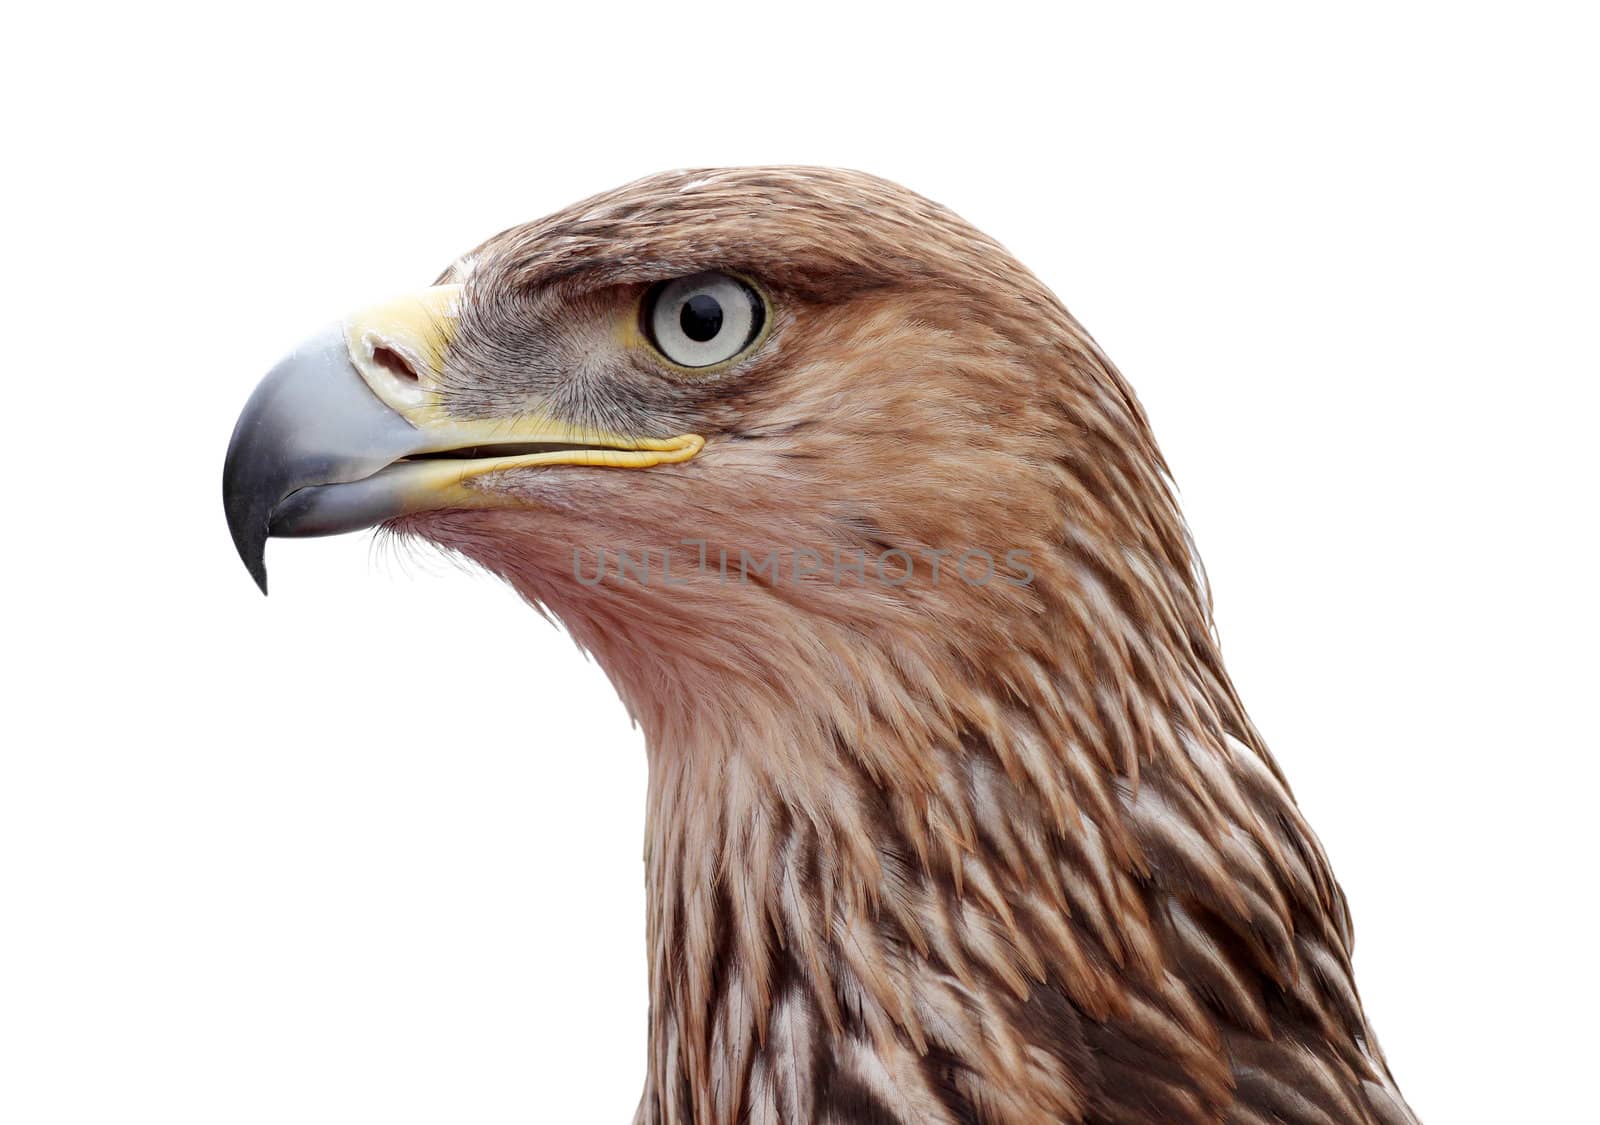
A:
[
  {"left": 408, "top": 431, "right": 1386, "bottom": 1125},
  {"left": 618, "top": 549, "right": 1353, "bottom": 1125}
]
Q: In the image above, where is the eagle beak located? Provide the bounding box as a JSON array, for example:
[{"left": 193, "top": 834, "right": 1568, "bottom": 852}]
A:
[{"left": 222, "top": 285, "right": 704, "bottom": 594}]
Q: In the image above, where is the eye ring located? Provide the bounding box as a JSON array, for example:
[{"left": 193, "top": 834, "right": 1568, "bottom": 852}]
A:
[{"left": 641, "top": 271, "right": 767, "bottom": 371}]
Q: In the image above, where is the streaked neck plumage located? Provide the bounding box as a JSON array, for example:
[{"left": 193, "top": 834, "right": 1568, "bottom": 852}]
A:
[
  {"left": 415, "top": 412, "right": 1414, "bottom": 1125},
  {"left": 542, "top": 529, "right": 1389, "bottom": 1125},
  {"left": 405, "top": 239, "right": 1415, "bottom": 1123}
]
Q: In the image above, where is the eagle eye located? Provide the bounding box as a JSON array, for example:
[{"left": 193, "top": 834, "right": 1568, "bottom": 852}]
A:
[{"left": 643, "top": 272, "right": 765, "bottom": 369}]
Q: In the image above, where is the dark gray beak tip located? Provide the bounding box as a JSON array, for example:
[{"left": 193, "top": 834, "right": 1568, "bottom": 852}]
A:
[
  {"left": 223, "top": 446, "right": 272, "bottom": 596},
  {"left": 235, "top": 524, "right": 270, "bottom": 595}
]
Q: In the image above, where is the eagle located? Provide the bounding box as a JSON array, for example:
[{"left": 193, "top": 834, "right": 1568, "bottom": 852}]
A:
[{"left": 224, "top": 167, "right": 1418, "bottom": 1125}]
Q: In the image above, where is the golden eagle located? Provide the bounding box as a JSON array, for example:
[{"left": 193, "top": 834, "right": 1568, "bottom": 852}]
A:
[{"left": 225, "top": 167, "right": 1417, "bottom": 1125}]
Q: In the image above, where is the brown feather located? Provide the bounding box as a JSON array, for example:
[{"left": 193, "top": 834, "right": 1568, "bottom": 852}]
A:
[{"left": 395, "top": 167, "right": 1417, "bottom": 1124}]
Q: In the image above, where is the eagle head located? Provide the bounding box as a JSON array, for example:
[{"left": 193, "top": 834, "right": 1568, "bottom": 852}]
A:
[
  {"left": 225, "top": 168, "right": 1174, "bottom": 741},
  {"left": 223, "top": 167, "right": 1416, "bottom": 1125}
]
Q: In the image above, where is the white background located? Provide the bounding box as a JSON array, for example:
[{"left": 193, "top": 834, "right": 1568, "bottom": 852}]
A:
[{"left": 3, "top": 3, "right": 1595, "bottom": 1122}]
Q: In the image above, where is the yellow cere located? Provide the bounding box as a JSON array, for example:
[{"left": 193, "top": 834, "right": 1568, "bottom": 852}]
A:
[{"left": 340, "top": 284, "right": 704, "bottom": 492}]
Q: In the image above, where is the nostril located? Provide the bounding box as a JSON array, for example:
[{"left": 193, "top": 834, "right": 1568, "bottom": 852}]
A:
[{"left": 371, "top": 344, "right": 421, "bottom": 385}]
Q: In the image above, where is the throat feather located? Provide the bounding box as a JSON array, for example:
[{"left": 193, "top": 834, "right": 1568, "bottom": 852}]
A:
[{"left": 621, "top": 582, "right": 1401, "bottom": 1125}]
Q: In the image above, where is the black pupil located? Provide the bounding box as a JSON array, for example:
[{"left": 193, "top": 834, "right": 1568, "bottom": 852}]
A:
[{"left": 680, "top": 293, "right": 724, "bottom": 342}]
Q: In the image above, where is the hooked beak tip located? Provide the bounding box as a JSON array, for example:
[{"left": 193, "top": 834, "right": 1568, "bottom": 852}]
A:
[
  {"left": 244, "top": 548, "right": 270, "bottom": 597},
  {"left": 222, "top": 479, "right": 272, "bottom": 595}
]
